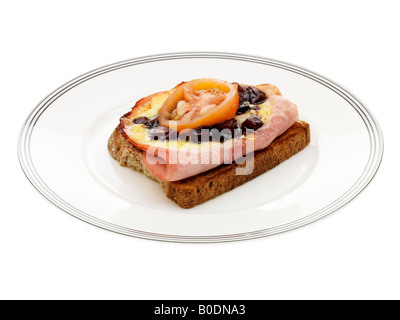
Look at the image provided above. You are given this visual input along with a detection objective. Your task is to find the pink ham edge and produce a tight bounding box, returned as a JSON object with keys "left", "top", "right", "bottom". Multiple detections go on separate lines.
{"left": 141, "top": 88, "right": 299, "bottom": 181}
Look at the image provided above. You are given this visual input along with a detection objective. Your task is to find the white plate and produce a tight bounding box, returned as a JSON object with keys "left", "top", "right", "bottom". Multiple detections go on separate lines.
{"left": 18, "top": 52, "right": 384, "bottom": 242}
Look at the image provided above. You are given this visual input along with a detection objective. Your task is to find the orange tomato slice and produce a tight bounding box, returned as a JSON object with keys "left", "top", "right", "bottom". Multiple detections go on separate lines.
{"left": 158, "top": 79, "right": 239, "bottom": 132}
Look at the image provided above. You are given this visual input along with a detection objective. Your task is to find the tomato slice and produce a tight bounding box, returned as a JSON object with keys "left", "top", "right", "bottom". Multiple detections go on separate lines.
{"left": 158, "top": 79, "right": 239, "bottom": 132}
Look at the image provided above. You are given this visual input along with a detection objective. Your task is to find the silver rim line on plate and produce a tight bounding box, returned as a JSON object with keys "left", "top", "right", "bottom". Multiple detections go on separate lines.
{"left": 17, "top": 52, "right": 384, "bottom": 243}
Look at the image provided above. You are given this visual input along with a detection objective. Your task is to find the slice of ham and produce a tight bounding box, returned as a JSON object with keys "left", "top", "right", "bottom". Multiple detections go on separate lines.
{"left": 140, "top": 85, "right": 299, "bottom": 181}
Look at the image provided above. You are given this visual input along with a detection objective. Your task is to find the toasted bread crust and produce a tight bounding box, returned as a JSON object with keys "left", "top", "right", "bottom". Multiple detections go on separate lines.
{"left": 108, "top": 121, "right": 310, "bottom": 208}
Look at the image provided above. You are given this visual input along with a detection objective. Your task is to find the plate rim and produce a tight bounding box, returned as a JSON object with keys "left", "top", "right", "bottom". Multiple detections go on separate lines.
{"left": 17, "top": 51, "right": 384, "bottom": 243}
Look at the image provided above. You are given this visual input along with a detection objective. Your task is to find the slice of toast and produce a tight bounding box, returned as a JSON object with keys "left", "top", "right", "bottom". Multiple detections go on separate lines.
{"left": 108, "top": 121, "right": 310, "bottom": 209}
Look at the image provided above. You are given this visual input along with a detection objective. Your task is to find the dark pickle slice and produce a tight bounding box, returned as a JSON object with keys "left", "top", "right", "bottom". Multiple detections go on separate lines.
{"left": 178, "top": 128, "right": 204, "bottom": 143}
{"left": 242, "top": 115, "right": 264, "bottom": 131}
{"left": 133, "top": 116, "right": 149, "bottom": 126}
{"left": 133, "top": 116, "right": 162, "bottom": 129}
{"left": 147, "top": 117, "right": 160, "bottom": 129}
{"left": 234, "top": 83, "right": 268, "bottom": 115}
{"left": 132, "top": 116, "right": 157, "bottom": 127}
{"left": 209, "top": 128, "right": 232, "bottom": 143}
{"left": 209, "top": 118, "right": 243, "bottom": 143}
{"left": 211, "top": 118, "right": 239, "bottom": 134}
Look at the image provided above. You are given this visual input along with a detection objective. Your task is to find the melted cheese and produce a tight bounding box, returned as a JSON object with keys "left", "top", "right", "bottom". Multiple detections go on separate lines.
{"left": 127, "top": 89, "right": 273, "bottom": 151}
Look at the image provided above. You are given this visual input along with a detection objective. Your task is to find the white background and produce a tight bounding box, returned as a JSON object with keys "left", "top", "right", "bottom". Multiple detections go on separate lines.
{"left": 1, "top": 0, "right": 399, "bottom": 300}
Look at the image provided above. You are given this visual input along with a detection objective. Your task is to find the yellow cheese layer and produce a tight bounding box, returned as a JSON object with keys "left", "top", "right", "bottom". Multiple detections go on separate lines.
{"left": 127, "top": 91, "right": 273, "bottom": 150}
